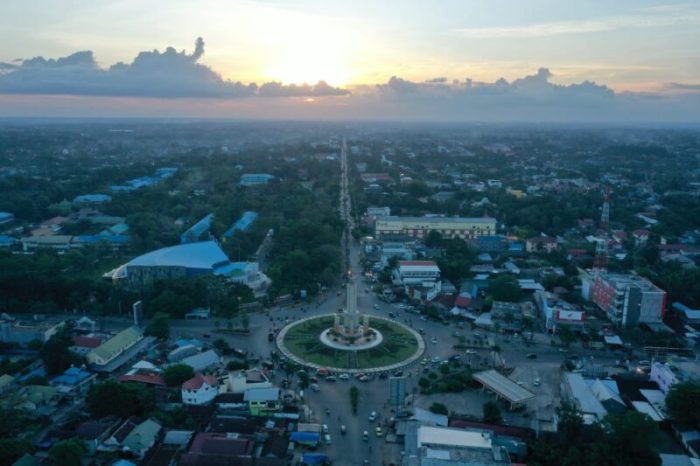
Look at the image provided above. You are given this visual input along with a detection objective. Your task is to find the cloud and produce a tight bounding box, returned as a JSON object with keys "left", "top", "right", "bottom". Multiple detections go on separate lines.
{"left": 665, "top": 82, "right": 700, "bottom": 92}
{"left": 0, "top": 38, "right": 348, "bottom": 98}
{"left": 451, "top": 6, "right": 700, "bottom": 39}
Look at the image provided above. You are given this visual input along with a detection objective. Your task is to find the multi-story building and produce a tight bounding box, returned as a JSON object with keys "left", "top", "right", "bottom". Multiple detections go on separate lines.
{"left": 534, "top": 290, "right": 586, "bottom": 332}
{"left": 182, "top": 373, "right": 219, "bottom": 405}
{"left": 393, "top": 260, "right": 442, "bottom": 303}
{"left": 374, "top": 216, "right": 496, "bottom": 241}
{"left": 650, "top": 362, "right": 686, "bottom": 395}
{"left": 590, "top": 273, "right": 666, "bottom": 327}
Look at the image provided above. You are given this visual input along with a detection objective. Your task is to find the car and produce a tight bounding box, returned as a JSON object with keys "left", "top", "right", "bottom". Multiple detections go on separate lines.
{"left": 324, "top": 434, "right": 332, "bottom": 445}
{"left": 325, "top": 376, "right": 337, "bottom": 382}
{"left": 338, "top": 373, "right": 350, "bottom": 380}
{"left": 420, "top": 357, "right": 429, "bottom": 365}
{"left": 310, "top": 377, "right": 319, "bottom": 384}
{"left": 393, "top": 370, "right": 404, "bottom": 377}
{"left": 388, "top": 312, "right": 396, "bottom": 318}
{"left": 420, "top": 316, "right": 427, "bottom": 321}
{"left": 449, "top": 355, "right": 462, "bottom": 361}
{"left": 465, "top": 350, "right": 477, "bottom": 355}
{"left": 378, "top": 372, "right": 388, "bottom": 379}
{"left": 340, "top": 425, "right": 346, "bottom": 435}
{"left": 363, "top": 431, "right": 369, "bottom": 441}
{"left": 359, "top": 375, "right": 371, "bottom": 382}
{"left": 202, "top": 333, "right": 211, "bottom": 338}
{"left": 418, "top": 328, "right": 425, "bottom": 335}
{"left": 355, "top": 372, "right": 365, "bottom": 380}
{"left": 526, "top": 353, "right": 537, "bottom": 359}
{"left": 322, "top": 424, "right": 329, "bottom": 434}
{"left": 533, "top": 378, "right": 541, "bottom": 387}
{"left": 431, "top": 356, "right": 441, "bottom": 363}
{"left": 431, "top": 338, "right": 437, "bottom": 344}
{"left": 311, "top": 384, "right": 320, "bottom": 392}
{"left": 368, "top": 411, "right": 377, "bottom": 422}
{"left": 375, "top": 426, "right": 383, "bottom": 437}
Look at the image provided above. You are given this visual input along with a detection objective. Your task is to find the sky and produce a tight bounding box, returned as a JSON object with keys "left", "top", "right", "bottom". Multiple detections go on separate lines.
{"left": 0, "top": 0, "right": 699, "bottom": 122}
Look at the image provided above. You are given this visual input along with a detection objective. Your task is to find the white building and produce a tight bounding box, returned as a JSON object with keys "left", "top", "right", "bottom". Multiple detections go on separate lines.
{"left": 181, "top": 373, "right": 219, "bottom": 405}
{"left": 650, "top": 362, "right": 685, "bottom": 395}
{"left": 534, "top": 290, "right": 586, "bottom": 332}
{"left": 375, "top": 216, "right": 496, "bottom": 241}
{"left": 226, "top": 369, "right": 272, "bottom": 394}
{"left": 393, "top": 260, "right": 442, "bottom": 303}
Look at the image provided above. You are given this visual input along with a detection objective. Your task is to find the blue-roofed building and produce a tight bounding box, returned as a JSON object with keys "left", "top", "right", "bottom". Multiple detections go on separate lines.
{"left": 181, "top": 213, "right": 214, "bottom": 244}
{"left": 0, "top": 212, "right": 14, "bottom": 224}
{"left": 108, "top": 222, "right": 130, "bottom": 235}
{"left": 0, "top": 235, "right": 17, "bottom": 247}
{"left": 50, "top": 367, "right": 97, "bottom": 394}
{"left": 290, "top": 432, "right": 320, "bottom": 446}
{"left": 73, "top": 235, "right": 130, "bottom": 248}
{"left": 240, "top": 173, "right": 274, "bottom": 186}
{"left": 223, "top": 211, "right": 258, "bottom": 238}
{"left": 111, "top": 168, "right": 178, "bottom": 192}
{"left": 110, "top": 240, "right": 238, "bottom": 287}
{"left": 73, "top": 194, "right": 112, "bottom": 204}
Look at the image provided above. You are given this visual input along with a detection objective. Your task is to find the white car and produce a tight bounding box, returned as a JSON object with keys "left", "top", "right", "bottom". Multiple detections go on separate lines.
{"left": 311, "top": 383, "right": 320, "bottom": 392}
{"left": 368, "top": 411, "right": 377, "bottom": 422}
{"left": 324, "top": 434, "right": 332, "bottom": 445}
{"left": 374, "top": 304, "right": 380, "bottom": 310}
{"left": 431, "top": 356, "right": 441, "bottom": 363}
{"left": 465, "top": 350, "right": 477, "bottom": 355}
{"left": 338, "top": 373, "right": 350, "bottom": 380}
{"left": 322, "top": 424, "right": 329, "bottom": 434}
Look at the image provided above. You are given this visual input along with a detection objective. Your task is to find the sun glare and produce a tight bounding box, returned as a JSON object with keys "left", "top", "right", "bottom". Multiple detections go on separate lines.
{"left": 261, "top": 13, "right": 356, "bottom": 87}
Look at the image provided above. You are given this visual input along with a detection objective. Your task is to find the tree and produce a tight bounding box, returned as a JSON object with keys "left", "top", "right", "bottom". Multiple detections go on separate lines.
{"left": 489, "top": 275, "right": 522, "bottom": 302}
{"left": 482, "top": 401, "right": 502, "bottom": 424}
{"left": 39, "top": 324, "right": 80, "bottom": 375}
{"left": 212, "top": 338, "right": 231, "bottom": 354}
{"left": 429, "top": 402, "right": 448, "bottom": 415}
{"left": 349, "top": 386, "right": 359, "bottom": 415}
{"left": 557, "top": 326, "right": 577, "bottom": 348}
{"left": 86, "top": 380, "right": 155, "bottom": 418}
{"left": 48, "top": 438, "right": 85, "bottom": 466}
{"left": 666, "top": 381, "right": 700, "bottom": 427}
{"left": 297, "top": 371, "right": 310, "bottom": 390}
{"left": 163, "top": 364, "right": 195, "bottom": 386}
{"left": 0, "top": 438, "right": 33, "bottom": 465}
{"left": 145, "top": 312, "right": 170, "bottom": 341}
{"left": 241, "top": 312, "right": 250, "bottom": 330}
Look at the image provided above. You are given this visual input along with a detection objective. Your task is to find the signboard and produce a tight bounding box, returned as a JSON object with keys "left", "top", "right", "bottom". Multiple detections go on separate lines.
{"left": 389, "top": 376, "right": 406, "bottom": 406}
{"left": 132, "top": 301, "right": 143, "bottom": 327}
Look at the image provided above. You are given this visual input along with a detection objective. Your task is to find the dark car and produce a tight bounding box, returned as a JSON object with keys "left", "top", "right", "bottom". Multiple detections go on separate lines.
{"left": 526, "top": 353, "right": 537, "bottom": 359}
{"left": 392, "top": 370, "right": 404, "bottom": 377}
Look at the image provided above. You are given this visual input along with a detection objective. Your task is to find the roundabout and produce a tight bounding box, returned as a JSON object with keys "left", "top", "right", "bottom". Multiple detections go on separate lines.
{"left": 277, "top": 314, "right": 424, "bottom": 372}
{"left": 276, "top": 279, "right": 425, "bottom": 373}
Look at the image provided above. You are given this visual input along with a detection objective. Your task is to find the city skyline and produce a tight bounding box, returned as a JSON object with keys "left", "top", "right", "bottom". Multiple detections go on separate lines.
{"left": 0, "top": 0, "right": 699, "bottom": 121}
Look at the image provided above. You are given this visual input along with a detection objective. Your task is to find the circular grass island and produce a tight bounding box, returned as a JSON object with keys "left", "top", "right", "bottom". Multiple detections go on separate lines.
{"left": 276, "top": 314, "right": 424, "bottom": 373}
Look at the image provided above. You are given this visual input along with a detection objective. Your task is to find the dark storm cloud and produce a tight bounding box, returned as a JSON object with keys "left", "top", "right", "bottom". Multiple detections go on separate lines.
{"left": 0, "top": 38, "right": 348, "bottom": 98}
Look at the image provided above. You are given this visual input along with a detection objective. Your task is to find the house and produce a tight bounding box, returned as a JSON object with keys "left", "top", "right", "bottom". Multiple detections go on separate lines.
{"left": 526, "top": 236, "right": 559, "bottom": 253}
{"left": 50, "top": 367, "right": 97, "bottom": 395}
{"left": 71, "top": 335, "right": 102, "bottom": 354}
{"left": 226, "top": 368, "right": 272, "bottom": 394}
{"left": 168, "top": 344, "right": 199, "bottom": 363}
{"left": 651, "top": 362, "right": 686, "bottom": 395}
{"left": 87, "top": 326, "right": 144, "bottom": 367}
{"left": 179, "top": 432, "right": 255, "bottom": 465}
{"left": 72, "top": 194, "right": 112, "bottom": 204}
{"left": 181, "top": 373, "right": 219, "bottom": 405}
{"left": 103, "top": 416, "right": 140, "bottom": 449}
{"left": 179, "top": 349, "right": 221, "bottom": 372}
{"left": 122, "top": 418, "right": 162, "bottom": 458}
{"left": 75, "top": 416, "right": 121, "bottom": 453}
{"left": 240, "top": 173, "right": 274, "bottom": 185}
{"left": 244, "top": 387, "right": 281, "bottom": 416}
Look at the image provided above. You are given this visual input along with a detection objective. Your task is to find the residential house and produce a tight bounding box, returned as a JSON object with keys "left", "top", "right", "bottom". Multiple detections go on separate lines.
{"left": 244, "top": 387, "right": 281, "bottom": 416}
{"left": 179, "top": 349, "right": 221, "bottom": 373}
{"left": 181, "top": 373, "right": 219, "bottom": 405}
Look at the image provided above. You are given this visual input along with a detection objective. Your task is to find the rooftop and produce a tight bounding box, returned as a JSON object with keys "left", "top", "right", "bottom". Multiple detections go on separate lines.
{"left": 182, "top": 373, "right": 218, "bottom": 390}
{"left": 473, "top": 370, "right": 535, "bottom": 405}
{"left": 243, "top": 387, "right": 280, "bottom": 402}
{"left": 127, "top": 241, "right": 230, "bottom": 271}
{"left": 90, "top": 326, "right": 143, "bottom": 362}
{"left": 377, "top": 216, "right": 496, "bottom": 224}
{"left": 418, "top": 426, "right": 492, "bottom": 449}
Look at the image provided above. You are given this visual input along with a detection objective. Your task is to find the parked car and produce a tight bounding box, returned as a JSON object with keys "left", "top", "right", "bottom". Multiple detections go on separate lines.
{"left": 325, "top": 376, "right": 337, "bottom": 382}
{"left": 338, "top": 373, "right": 350, "bottom": 380}
{"left": 368, "top": 411, "right": 377, "bottom": 422}
{"left": 311, "top": 383, "right": 321, "bottom": 392}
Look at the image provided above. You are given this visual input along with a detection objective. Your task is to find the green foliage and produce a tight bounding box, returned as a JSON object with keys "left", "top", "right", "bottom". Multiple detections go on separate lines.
{"left": 350, "top": 386, "right": 359, "bottom": 415}
{"left": 489, "top": 274, "right": 522, "bottom": 302}
{"left": 145, "top": 312, "right": 170, "bottom": 340}
{"left": 418, "top": 377, "right": 430, "bottom": 390}
{"left": 0, "top": 438, "right": 34, "bottom": 465}
{"left": 39, "top": 324, "right": 81, "bottom": 376}
{"left": 48, "top": 438, "right": 85, "bottom": 466}
{"left": 226, "top": 360, "right": 248, "bottom": 371}
{"left": 557, "top": 326, "right": 577, "bottom": 348}
{"left": 666, "top": 381, "right": 700, "bottom": 427}
{"left": 482, "top": 401, "right": 502, "bottom": 424}
{"left": 163, "top": 364, "right": 195, "bottom": 386}
{"left": 212, "top": 338, "right": 231, "bottom": 354}
{"left": 429, "top": 402, "right": 448, "bottom": 415}
{"left": 86, "top": 380, "right": 155, "bottom": 418}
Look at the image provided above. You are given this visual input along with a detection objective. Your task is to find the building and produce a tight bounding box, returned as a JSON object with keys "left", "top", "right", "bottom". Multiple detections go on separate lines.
{"left": 393, "top": 260, "right": 442, "bottom": 303}
{"left": 86, "top": 326, "right": 144, "bottom": 367}
{"left": 366, "top": 206, "right": 391, "bottom": 218}
{"left": 525, "top": 236, "right": 559, "bottom": 253}
{"left": 0, "top": 319, "right": 63, "bottom": 345}
{"left": 182, "top": 373, "right": 219, "bottom": 405}
{"left": 375, "top": 216, "right": 496, "bottom": 241}
{"left": 179, "top": 349, "right": 222, "bottom": 372}
{"left": 179, "top": 432, "right": 255, "bottom": 465}
{"left": 651, "top": 362, "right": 686, "bottom": 395}
{"left": 404, "top": 424, "right": 511, "bottom": 465}
{"left": 107, "top": 240, "right": 242, "bottom": 287}
{"left": 561, "top": 372, "right": 608, "bottom": 424}
{"left": 180, "top": 213, "right": 214, "bottom": 244}
{"left": 534, "top": 291, "right": 586, "bottom": 332}
{"left": 72, "top": 194, "right": 112, "bottom": 204}
{"left": 240, "top": 173, "right": 274, "bottom": 186}
{"left": 590, "top": 273, "right": 666, "bottom": 327}
{"left": 50, "top": 367, "right": 97, "bottom": 395}
{"left": 491, "top": 301, "right": 523, "bottom": 332}
{"left": 223, "top": 211, "right": 258, "bottom": 238}
{"left": 226, "top": 369, "right": 272, "bottom": 394}
{"left": 0, "top": 212, "right": 14, "bottom": 224}
{"left": 122, "top": 418, "right": 162, "bottom": 458}
{"left": 70, "top": 335, "right": 102, "bottom": 354}
{"left": 244, "top": 387, "right": 280, "bottom": 416}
